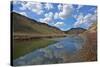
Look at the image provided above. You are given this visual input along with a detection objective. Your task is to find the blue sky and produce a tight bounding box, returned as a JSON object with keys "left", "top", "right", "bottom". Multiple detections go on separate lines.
{"left": 11, "top": 1, "right": 97, "bottom": 31}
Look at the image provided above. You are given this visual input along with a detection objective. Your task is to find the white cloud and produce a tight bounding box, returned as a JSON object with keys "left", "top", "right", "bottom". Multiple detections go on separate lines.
{"left": 18, "top": 1, "right": 44, "bottom": 15}
{"left": 49, "top": 12, "right": 53, "bottom": 18}
{"left": 74, "top": 12, "right": 97, "bottom": 28}
{"left": 54, "top": 4, "right": 73, "bottom": 20}
{"left": 94, "top": 10, "right": 97, "bottom": 14}
{"left": 45, "top": 3, "right": 53, "bottom": 10}
{"left": 39, "top": 18, "right": 44, "bottom": 22}
{"left": 76, "top": 5, "right": 83, "bottom": 13}
{"left": 19, "top": 12, "right": 27, "bottom": 17}
{"left": 91, "top": 14, "right": 97, "bottom": 22}
{"left": 13, "top": 9, "right": 28, "bottom": 17}
{"left": 12, "top": 0, "right": 22, "bottom": 4}
{"left": 39, "top": 17, "right": 52, "bottom": 23}
{"left": 73, "top": 14, "right": 78, "bottom": 19}
{"left": 58, "top": 4, "right": 63, "bottom": 10}
{"left": 27, "top": 2, "right": 43, "bottom": 15}
{"left": 75, "top": 13, "right": 84, "bottom": 24}
{"left": 91, "top": 10, "right": 97, "bottom": 21}
{"left": 77, "top": 5, "right": 83, "bottom": 9}
{"left": 59, "top": 4, "right": 73, "bottom": 19}
{"left": 44, "top": 12, "right": 53, "bottom": 18}
{"left": 54, "top": 22, "right": 64, "bottom": 27}
{"left": 13, "top": 10, "right": 28, "bottom": 17}
{"left": 13, "top": 1, "right": 27, "bottom": 10}
{"left": 39, "top": 12, "right": 53, "bottom": 23}
{"left": 19, "top": 5, "right": 26, "bottom": 10}
{"left": 54, "top": 12, "right": 59, "bottom": 19}
{"left": 84, "top": 14, "right": 93, "bottom": 22}
{"left": 74, "top": 14, "right": 86, "bottom": 27}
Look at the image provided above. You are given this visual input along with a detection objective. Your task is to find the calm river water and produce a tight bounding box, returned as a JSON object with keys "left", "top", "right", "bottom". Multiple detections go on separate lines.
{"left": 13, "top": 35, "right": 86, "bottom": 66}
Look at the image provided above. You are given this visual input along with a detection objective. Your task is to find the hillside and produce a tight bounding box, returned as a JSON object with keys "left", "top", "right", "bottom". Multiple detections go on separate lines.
{"left": 12, "top": 12, "right": 66, "bottom": 59}
{"left": 64, "top": 28, "right": 86, "bottom": 34}
{"left": 72, "top": 22, "right": 97, "bottom": 61}
{"left": 88, "top": 22, "right": 97, "bottom": 32}
{"left": 62, "top": 22, "right": 97, "bottom": 62}
{"left": 12, "top": 12, "right": 65, "bottom": 35}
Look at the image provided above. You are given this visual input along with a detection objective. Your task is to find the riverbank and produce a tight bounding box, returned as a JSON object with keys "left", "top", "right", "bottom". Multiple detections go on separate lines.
{"left": 63, "top": 31, "right": 97, "bottom": 62}
{"left": 13, "top": 38, "right": 57, "bottom": 59}
{"left": 75, "top": 31, "right": 97, "bottom": 61}
{"left": 12, "top": 30, "right": 97, "bottom": 66}
{"left": 13, "top": 35, "right": 86, "bottom": 66}
{"left": 13, "top": 33, "right": 67, "bottom": 40}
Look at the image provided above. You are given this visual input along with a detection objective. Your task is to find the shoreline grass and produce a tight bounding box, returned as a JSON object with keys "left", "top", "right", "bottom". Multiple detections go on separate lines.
{"left": 13, "top": 38, "right": 56, "bottom": 60}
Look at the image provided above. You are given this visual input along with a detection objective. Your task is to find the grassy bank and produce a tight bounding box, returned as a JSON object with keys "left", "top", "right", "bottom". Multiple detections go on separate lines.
{"left": 13, "top": 38, "right": 56, "bottom": 60}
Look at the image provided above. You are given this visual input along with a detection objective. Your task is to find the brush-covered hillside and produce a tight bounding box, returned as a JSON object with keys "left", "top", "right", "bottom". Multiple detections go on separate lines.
{"left": 73, "top": 22, "right": 97, "bottom": 61}
{"left": 64, "top": 28, "right": 86, "bottom": 34}
{"left": 12, "top": 12, "right": 65, "bottom": 35}
{"left": 63, "top": 22, "right": 97, "bottom": 62}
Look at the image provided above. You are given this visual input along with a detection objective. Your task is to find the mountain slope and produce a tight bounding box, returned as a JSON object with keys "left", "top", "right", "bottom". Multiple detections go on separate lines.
{"left": 73, "top": 22, "right": 97, "bottom": 61}
{"left": 12, "top": 12, "right": 65, "bottom": 35}
{"left": 64, "top": 28, "right": 86, "bottom": 34}
{"left": 88, "top": 22, "right": 97, "bottom": 32}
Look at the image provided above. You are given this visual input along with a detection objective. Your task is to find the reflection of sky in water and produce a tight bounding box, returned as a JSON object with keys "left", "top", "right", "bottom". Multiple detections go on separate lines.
{"left": 13, "top": 35, "right": 86, "bottom": 66}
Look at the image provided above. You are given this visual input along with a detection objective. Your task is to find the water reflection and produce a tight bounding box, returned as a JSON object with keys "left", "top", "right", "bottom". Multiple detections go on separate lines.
{"left": 13, "top": 35, "right": 86, "bottom": 66}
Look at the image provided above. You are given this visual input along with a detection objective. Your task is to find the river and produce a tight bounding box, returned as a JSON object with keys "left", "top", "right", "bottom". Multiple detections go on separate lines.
{"left": 13, "top": 35, "right": 86, "bottom": 66}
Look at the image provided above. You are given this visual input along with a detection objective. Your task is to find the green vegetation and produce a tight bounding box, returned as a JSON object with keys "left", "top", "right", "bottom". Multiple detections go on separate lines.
{"left": 12, "top": 12, "right": 64, "bottom": 35}
{"left": 13, "top": 39, "right": 56, "bottom": 60}
{"left": 12, "top": 12, "right": 65, "bottom": 60}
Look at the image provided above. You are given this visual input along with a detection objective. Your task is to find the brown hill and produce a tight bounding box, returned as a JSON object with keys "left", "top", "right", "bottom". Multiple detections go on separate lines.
{"left": 12, "top": 12, "right": 65, "bottom": 35}
{"left": 64, "top": 28, "right": 86, "bottom": 34}
{"left": 73, "top": 22, "right": 97, "bottom": 61}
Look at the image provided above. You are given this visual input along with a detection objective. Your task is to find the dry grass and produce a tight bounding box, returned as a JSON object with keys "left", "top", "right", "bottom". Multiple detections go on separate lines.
{"left": 72, "top": 31, "right": 97, "bottom": 62}
{"left": 63, "top": 30, "right": 97, "bottom": 62}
